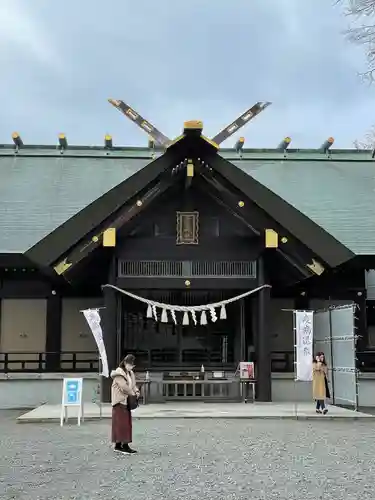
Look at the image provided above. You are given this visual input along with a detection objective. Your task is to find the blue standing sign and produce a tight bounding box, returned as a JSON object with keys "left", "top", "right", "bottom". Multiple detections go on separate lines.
{"left": 61, "top": 377, "right": 84, "bottom": 426}
{"left": 66, "top": 380, "right": 80, "bottom": 404}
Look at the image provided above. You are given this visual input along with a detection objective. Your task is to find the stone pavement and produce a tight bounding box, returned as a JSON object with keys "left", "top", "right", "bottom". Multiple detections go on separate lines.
{"left": 1, "top": 410, "right": 375, "bottom": 500}
{"left": 17, "top": 401, "right": 374, "bottom": 423}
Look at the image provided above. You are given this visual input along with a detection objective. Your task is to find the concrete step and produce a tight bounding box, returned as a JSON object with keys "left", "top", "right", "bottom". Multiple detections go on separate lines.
{"left": 17, "top": 402, "right": 375, "bottom": 423}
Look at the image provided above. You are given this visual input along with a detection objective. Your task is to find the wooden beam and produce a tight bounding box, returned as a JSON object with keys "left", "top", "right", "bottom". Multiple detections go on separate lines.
{"left": 257, "top": 255, "right": 272, "bottom": 401}
{"left": 26, "top": 138, "right": 188, "bottom": 268}
{"left": 197, "top": 174, "right": 316, "bottom": 279}
{"left": 201, "top": 144, "right": 355, "bottom": 268}
{"left": 52, "top": 175, "right": 179, "bottom": 277}
{"left": 0, "top": 279, "right": 51, "bottom": 298}
{"left": 45, "top": 293, "right": 62, "bottom": 370}
{"left": 294, "top": 294, "right": 310, "bottom": 310}
{"left": 101, "top": 257, "right": 118, "bottom": 403}
{"left": 356, "top": 291, "right": 368, "bottom": 351}
{"left": 0, "top": 253, "right": 35, "bottom": 268}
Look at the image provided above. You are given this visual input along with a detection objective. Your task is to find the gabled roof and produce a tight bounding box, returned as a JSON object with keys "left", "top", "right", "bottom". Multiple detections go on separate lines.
{"left": 203, "top": 151, "right": 354, "bottom": 268}
{"left": 15, "top": 134, "right": 353, "bottom": 278}
{"left": 0, "top": 142, "right": 373, "bottom": 256}
{"left": 0, "top": 153, "right": 155, "bottom": 253}
{"left": 25, "top": 140, "right": 188, "bottom": 268}
{"left": 232, "top": 156, "right": 375, "bottom": 255}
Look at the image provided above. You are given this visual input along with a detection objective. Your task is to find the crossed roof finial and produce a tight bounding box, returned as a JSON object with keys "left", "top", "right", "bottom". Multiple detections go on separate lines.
{"left": 108, "top": 99, "right": 271, "bottom": 148}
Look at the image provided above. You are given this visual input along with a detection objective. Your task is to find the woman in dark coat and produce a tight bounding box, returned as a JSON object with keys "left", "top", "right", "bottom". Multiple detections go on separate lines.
{"left": 111, "top": 354, "right": 139, "bottom": 454}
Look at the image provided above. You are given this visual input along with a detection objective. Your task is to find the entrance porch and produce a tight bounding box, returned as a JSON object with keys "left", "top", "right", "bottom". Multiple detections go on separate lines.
{"left": 102, "top": 268, "right": 273, "bottom": 403}
{"left": 17, "top": 401, "right": 374, "bottom": 423}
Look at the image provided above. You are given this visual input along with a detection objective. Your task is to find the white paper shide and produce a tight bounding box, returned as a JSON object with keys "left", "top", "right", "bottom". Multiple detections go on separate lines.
{"left": 295, "top": 311, "right": 314, "bottom": 381}
{"left": 82, "top": 309, "right": 109, "bottom": 378}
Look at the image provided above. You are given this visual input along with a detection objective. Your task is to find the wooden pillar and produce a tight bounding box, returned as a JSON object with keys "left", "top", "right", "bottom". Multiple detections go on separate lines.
{"left": 257, "top": 256, "right": 272, "bottom": 401}
{"left": 0, "top": 297, "right": 2, "bottom": 350}
{"left": 45, "top": 292, "right": 62, "bottom": 371}
{"left": 101, "top": 257, "right": 118, "bottom": 403}
{"left": 355, "top": 290, "right": 367, "bottom": 352}
{"left": 239, "top": 298, "right": 246, "bottom": 361}
{"left": 294, "top": 293, "right": 309, "bottom": 311}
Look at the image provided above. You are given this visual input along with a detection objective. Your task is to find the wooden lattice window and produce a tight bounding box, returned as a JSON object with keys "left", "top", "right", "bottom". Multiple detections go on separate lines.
{"left": 176, "top": 211, "right": 199, "bottom": 245}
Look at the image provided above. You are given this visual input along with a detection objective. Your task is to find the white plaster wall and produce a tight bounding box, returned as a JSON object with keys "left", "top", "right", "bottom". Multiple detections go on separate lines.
{"left": 1, "top": 373, "right": 375, "bottom": 409}
{"left": 365, "top": 270, "right": 375, "bottom": 300}
{"left": 271, "top": 374, "right": 311, "bottom": 402}
{"left": 61, "top": 298, "right": 104, "bottom": 369}
{"left": 0, "top": 374, "right": 99, "bottom": 409}
{"left": 0, "top": 299, "right": 47, "bottom": 370}
{"left": 358, "top": 376, "right": 375, "bottom": 407}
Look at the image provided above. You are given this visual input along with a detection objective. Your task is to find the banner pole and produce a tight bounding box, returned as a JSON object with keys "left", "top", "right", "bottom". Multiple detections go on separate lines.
{"left": 81, "top": 308, "right": 109, "bottom": 419}
{"left": 98, "top": 355, "right": 103, "bottom": 419}
{"left": 294, "top": 310, "right": 314, "bottom": 418}
{"left": 293, "top": 310, "right": 298, "bottom": 419}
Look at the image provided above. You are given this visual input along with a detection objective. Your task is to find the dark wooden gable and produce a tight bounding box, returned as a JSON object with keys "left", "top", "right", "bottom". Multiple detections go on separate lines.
{"left": 116, "top": 180, "right": 260, "bottom": 261}
{"left": 25, "top": 136, "right": 190, "bottom": 272}
{"left": 201, "top": 146, "right": 355, "bottom": 268}
{"left": 23, "top": 131, "right": 355, "bottom": 284}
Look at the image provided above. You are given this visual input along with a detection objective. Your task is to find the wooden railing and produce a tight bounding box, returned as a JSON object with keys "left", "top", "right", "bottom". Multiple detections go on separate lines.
{"left": 0, "top": 351, "right": 98, "bottom": 373}
{"left": 118, "top": 259, "right": 257, "bottom": 278}
{"left": 126, "top": 349, "right": 235, "bottom": 367}
{"left": 271, "top": 351, "right": 294, "bottom": 373}
{"left": 0, "top": 350, "right": 296, "bottom": 373}
{"left": 161, "top": 379, "right": 241, "bottom": 401}
{"left": 356, "top": 351, "right": 375, "bottom": 372}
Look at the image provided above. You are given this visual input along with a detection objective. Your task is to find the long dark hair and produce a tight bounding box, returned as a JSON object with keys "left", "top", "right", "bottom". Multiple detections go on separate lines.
{"left": 119, "top": 354, "right": 135, "bottom": 371}
{"left": 313, "top": 351, "right": 327, "bottom": 365}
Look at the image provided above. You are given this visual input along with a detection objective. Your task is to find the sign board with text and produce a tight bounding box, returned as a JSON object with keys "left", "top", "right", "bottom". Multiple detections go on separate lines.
{"left": 60, "top": 377, "right": 84, "bottom": 426}
{"left": 294, "top": 310, "right": 314, "bottom": 382}
{"left": 236, "top": 362, "right": 255, "bottom": 380}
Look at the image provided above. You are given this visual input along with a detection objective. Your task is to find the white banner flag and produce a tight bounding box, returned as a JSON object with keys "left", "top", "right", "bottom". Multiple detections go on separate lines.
{"left": 82, "top": 309, "right": 109, "bottom": 378}
{"left": 295, "top": 310, "right": 314, "bottom": 382}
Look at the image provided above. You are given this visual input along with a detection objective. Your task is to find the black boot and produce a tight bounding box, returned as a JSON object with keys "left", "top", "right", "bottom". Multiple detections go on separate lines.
{"left": 114, "top": 443, "right": 126, "bottom": 453}
{"left": 122, "top": 443, "right": 137, "bottom": 454}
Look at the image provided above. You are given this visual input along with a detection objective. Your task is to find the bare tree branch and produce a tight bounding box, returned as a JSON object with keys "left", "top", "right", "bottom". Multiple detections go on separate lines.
{"left": 337, "top": 2, "right": 375, "bottom": 145}
{"left": 353, "top": 125, "right": 375, "bottom": 148}
{"left": 345, "top": 0, "right": 375, "bottom": 16}
{"left": 337, "top": 0, "right": 375, "bottom": 81}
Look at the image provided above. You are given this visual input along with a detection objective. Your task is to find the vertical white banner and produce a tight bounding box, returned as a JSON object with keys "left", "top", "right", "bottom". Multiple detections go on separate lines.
{"left": 295, "top": 310, "right": 314, "bottom": 381}
{"left": 82, "top": 309, "right": 109, "bottom": 378}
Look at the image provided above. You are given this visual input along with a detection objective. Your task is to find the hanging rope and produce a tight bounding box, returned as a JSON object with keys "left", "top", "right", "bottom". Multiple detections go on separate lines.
{"left": 102, "top": 284, "right": 271, "bottom": 325}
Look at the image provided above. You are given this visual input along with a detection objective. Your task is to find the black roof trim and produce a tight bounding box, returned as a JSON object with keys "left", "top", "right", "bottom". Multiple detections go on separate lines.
{"left": 201, "top": 142, "right": 355, "bottom": 268}
{"left": 24, "top": 134, "right": 355, "bottom": 272}
{"left": 0, "top": 143, "right": 371, "bottom": 155}
{"left": 25, "top": 137, "right": 189, "bottom": 267}
{"left": 0, "top": 253, "right": 35, "bottom": 268}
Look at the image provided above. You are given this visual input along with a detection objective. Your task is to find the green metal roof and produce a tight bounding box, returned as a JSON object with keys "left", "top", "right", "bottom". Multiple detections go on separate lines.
{"left": 0, "top": 145, "right": 374, "bottom": 254}
{"left": 0, "top": 154, "right": 152, "bottom": 253}
{"left": 232, "top": 159, "right": 375, "bottom": 255}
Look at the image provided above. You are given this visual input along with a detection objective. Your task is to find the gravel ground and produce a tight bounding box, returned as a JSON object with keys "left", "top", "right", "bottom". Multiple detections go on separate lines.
{"left": 1, "top": 411, "right": 375, "bottom": 500}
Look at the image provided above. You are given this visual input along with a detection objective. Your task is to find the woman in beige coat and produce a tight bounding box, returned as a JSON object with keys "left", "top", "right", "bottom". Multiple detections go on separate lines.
{"left": 111, "top": 354, "right": 140, "bottom": 454}
{"left": 312, "top": 352, "right": 330, "bottom": 415}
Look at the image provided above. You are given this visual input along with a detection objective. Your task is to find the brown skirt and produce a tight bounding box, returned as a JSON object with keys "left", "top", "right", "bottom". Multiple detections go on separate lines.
{"left": 111, "top": 404, "right": 132, "bottom": 444}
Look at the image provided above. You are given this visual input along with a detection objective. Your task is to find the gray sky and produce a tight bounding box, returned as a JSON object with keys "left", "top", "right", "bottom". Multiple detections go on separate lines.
{"left": 0, "top": 0, "right": 372, "bottom": 148}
